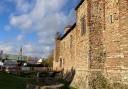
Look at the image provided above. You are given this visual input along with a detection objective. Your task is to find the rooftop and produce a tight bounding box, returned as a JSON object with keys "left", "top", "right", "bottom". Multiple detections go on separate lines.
{"left": 61, "top": 23, "right": 76, "bottom": 40}
{"left": 75, "top": 0, "right": 84, "bottom": 10}
{"left": 59, "top": 0, "right": 84, "bottom": 40}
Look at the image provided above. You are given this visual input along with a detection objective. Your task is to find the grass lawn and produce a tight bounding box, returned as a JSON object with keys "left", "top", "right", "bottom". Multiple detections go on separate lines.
{"left": 0, "top": 72, "right": 26, "bottom": 89}
{"left": 0, "top": 72, "right": 76, "bottom": 89}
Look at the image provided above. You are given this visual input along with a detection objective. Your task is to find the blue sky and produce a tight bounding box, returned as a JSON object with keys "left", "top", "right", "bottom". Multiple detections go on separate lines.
{"left": 0, "top": 0, "right": 80, "bottom": 57}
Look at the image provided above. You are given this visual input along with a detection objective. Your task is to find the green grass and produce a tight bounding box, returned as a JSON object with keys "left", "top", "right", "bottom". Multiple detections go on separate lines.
{"left": 0, "top": 72, "right": 26, "bottom": 89}
{"left": 0, "top": 72, "right": 48, "bottom": 89}
{"left": 0, "top": 72, "right": 77, "bottom": 89}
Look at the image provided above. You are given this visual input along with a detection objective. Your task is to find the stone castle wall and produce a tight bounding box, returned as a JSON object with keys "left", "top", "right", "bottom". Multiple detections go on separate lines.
{"left": 60, "top": 27, "right": 76, "bottom": 71}
{"left": 71, "top": 1, "right": 89, "bottom": 89}
{"left": 103, "top": 0, "right": 128, "bottom": 84}
{"left": 53, "top": 39, "right": 61, "bottom": 71}
{"left": 53, "top": 0, "right": 128, "bottom": 89}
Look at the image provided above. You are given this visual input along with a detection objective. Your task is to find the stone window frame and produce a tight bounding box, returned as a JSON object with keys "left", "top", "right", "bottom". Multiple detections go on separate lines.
{"left": 81, "top": 15, "right": 86, "bottom": 36}
{"left": 110, "top": 15, "right": 113, "bottom": 23}
{"left": 60, "top": 58, "right": 62, "bottom": 67}
{"left": 59, "top": 58, "right": 64, "bottom": 68}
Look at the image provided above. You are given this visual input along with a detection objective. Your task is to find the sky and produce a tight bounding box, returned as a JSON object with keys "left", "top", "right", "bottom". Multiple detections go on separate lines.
{"left": 0, "top": 0, "right": 80, "bottom": 58}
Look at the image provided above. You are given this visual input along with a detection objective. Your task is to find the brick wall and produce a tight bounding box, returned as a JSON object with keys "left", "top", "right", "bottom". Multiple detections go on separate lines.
{"left": 103, "top": 0, "right": 128, "bottom": 84}
{"left": 60, "top": 27, "right": 76, "bottom": 71}
{"left": 53, "top": 0, "right": 128, "bottom": 88}
{"left": 71, "top": 1, "right": 89, "bottom": 89}
{"left": 53, "top": 39, "right": 61, "bottom": 71}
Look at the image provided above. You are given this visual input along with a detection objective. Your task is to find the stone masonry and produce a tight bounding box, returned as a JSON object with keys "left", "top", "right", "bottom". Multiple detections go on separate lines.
{"left": 53, "top": 0, "right": 128, "bottom": 89}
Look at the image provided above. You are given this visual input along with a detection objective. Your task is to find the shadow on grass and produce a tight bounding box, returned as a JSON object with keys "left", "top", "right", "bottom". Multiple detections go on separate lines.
{"left": 0, "top": 67, "right": 76, "bottom": 89}
{"left": 58, "top": 68, "right": 76, "bottom": 89}
{"left": 25, "top": 68, "right": 76, "bottom": 89}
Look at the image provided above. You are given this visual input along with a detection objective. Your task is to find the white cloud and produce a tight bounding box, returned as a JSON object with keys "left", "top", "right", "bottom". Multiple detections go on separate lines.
{"left": 0, "top": 45, "right": 13, "bottom": 53}
{"left": 0, "top": 42, "right": 15, "bottom": 54}
{"left": 24, "top": 43, "right": 33, "bottom": 52}
{"left": 12, "top": 0, "right": 35, "bottom": 14}
{"left": 17, "top": 34, "right": 24, "bottom": 41}
{"left": 10, "top": 15, "right": 32, "bottom": 29}
{"left": 8, "top": 0, "right": 76, "bottom": 57}
{"left": 16, "top": 0, "right": 31, "bottom": 13}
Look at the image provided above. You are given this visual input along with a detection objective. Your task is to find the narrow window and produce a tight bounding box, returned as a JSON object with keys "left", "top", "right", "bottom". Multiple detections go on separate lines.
{"left": 110, "top": 15, "right": 113, "bottom": 23}
{"left": 60, "top": 58, "right": 63, "bottom": 67}
{"left": 81, "top": 16, "right": 86, "bottom": 36}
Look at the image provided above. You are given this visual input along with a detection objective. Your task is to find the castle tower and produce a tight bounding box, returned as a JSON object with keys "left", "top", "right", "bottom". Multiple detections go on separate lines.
{"left": 87, "top": 0, "right": 106, "bottom": 88}
{"left": 88, "top": 0, "right": 128, "bottom": 88}
{"left": 53, "top": 33, "right": 61, "bottom": 71}
{"left": 103, "top": 0, "right": 128, "bottom": 85}
{"left": 88, "top": 0, "right": 105, "bottom": 69}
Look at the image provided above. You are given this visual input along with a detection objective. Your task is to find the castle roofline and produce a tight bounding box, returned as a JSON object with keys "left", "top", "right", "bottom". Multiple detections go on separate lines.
{"left": 75, "top": 0, "right": 84, "bottom": 10}
{"left": 65, "top": 25, "right": 72, "bottom": 28}
{"left": 61, "top": 23, "right": 76, "bottom": 40}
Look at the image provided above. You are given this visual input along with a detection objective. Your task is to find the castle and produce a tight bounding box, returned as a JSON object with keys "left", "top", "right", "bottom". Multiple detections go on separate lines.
{"left": 53, "top": 0, "right": 128, "bottom": 89}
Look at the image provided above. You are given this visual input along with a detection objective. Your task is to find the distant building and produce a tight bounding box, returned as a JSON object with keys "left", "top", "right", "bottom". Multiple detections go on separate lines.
{"left": 0, "top": 50, "right": 3, "bottom": 60}
{"left": 0, "top": 50, "right": 3, "bottom": 56}
{"left": 37, "top": 59, "right": 44, "bottom": 64}
{"left": 4, "top": 60, "right": 17, "bottom": 67}
{"left": 27, "top": 56, "right": 38, "bottom": 64}
{"left": 0, "top": 61, "right": 3, "bottom": 66}
{"left": 3, "top": 54, "right": 27, "bottom": 61}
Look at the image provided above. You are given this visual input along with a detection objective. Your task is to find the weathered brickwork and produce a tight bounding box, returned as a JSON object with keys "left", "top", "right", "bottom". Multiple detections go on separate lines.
{"left": 53, "top": 39, "right": 61, "bottom": 71}
{"left": 60, "top": 27, "right": 76, "bottom": 71}
{"left": 53, "top": 0, "right": 128, "bottom": 89}
{"left": 103, "top": 0, "right": 128, "bottom": 84}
